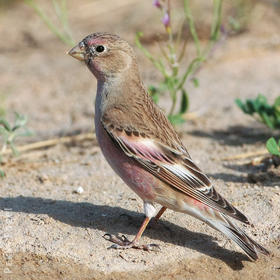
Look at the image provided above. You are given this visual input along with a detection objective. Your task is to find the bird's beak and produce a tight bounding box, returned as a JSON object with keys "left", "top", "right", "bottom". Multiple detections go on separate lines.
{"left": 68, "top": 44, "right": 85, "bottom": 61}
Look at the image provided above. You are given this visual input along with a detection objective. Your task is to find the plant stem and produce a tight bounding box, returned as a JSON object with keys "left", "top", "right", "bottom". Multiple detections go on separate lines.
{"left": 24, "top": 0, "right": 74, "bottom": 46}
{"left": 183, "top": 0, "right": 201, "bottom": 57}
{"left": 168, "top": 87, "right": 177, "bottom": 116}
{"left": 210, "top": 0, "right": 223, "bottom": 41}
{"left": 135, "top": 33, "right": 168, "bottom": 77}
{"left": 137, "top": 0, "right": 224, "bottom": 124}
{"left": 179, "top": 0, "right": 223, "bottom": 90}
{"left": 176, "top": 57, "right": 203, "bottom": 91}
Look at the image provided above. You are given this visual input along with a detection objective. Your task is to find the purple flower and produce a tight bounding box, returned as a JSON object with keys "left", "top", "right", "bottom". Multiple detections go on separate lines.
{"left": 153, "top": 0, "right": 162, "bottom": 9}
{"left": 162, "top": 12, "right": 170, "bottom": 28}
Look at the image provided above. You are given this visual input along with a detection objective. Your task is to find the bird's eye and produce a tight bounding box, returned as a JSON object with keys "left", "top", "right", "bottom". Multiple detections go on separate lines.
{"left": 96, "top": 45, "right": 105, "bottom": 53}
{"left": 79, "top": 41, "right": 85, "bottom": 50}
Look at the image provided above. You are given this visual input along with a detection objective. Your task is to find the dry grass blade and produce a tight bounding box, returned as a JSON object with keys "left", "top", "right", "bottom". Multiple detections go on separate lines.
{"left": 1, "top": 133, "right": 97, "bottom": 156}
{"left": 222, "top": 149, "right": 268, "bottom": 161}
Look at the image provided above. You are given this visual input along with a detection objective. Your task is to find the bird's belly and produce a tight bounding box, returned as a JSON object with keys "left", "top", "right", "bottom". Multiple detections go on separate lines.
{"left": 95, "top": 119, "right": 157, "bottom": 201}
{"left": 94, "top": 119, "right": 216, "bottom": 221}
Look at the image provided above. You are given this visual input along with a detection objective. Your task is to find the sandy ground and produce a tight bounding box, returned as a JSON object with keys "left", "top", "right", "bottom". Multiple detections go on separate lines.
{"left": 0, "top": 1, "right": 280, "bottom": 279}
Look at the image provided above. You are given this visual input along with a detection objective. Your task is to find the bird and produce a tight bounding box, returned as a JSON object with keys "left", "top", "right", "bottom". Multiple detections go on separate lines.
{"left": 68, "top": 32, "right": 269, "bottom": 260}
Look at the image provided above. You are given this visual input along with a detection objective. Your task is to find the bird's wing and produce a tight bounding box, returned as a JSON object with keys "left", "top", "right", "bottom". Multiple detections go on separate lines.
{"left": 102, "top": 122, "right": 249, "bottom": 224}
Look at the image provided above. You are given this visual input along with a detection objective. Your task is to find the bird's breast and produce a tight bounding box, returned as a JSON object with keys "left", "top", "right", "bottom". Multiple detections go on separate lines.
{"left": 94, "top": 110, "right": 157, "bottom": 201}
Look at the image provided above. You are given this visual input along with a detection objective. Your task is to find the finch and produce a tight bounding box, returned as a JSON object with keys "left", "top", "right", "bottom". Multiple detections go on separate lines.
{"left": 68, "top": 32, "right": 269, "bottom": 260}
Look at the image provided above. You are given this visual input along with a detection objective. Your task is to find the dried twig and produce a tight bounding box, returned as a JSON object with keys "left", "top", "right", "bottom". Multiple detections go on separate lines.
{"left": 2, "top": 133, "right": 96, "bottom": 156}
{"left": 222, "top": 149, "right": 268, "bottom": 161}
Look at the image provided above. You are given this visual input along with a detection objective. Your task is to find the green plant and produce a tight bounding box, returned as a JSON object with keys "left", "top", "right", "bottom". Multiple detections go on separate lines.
{"left": 266, "top": 137, "right": 280, "bottom": 157}
{"left": 236, "top": 94, "right": 280, "bottom": 158}
{"left": 227, "top": 0, "right": 253, "bottom": 34}
{"left": 0, "top": 93, "right": 6, "bottom": 118}
{"left": 235, "top": 94, "right": 280, "bottom": 129}
{"left": 0, "top": 112, "right": 33, "bottom": 177}
{"left": 136, "top": 0, "right": 223, "bottom": 125}
{"left": 24, "top": 0, "right": 74, "bottom": 46}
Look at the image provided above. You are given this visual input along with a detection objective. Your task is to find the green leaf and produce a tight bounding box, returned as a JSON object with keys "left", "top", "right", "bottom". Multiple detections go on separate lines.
{"left": 235, "top": 98, "right": 243, "bottom": 109}
{"left": 274, "top": 96, "right": 280, "bottom": 121}
{"left": 192, "top": 77, "right": 199, "bottom": 87}
{"left": 0, "top": 118, "right": 11, "bottom": 131}
{"left": 228, "top": 16, "right": 241, "bottom": 32}
{"left": 0, "top": 169, "right": 5, "bottom": 178}
{"left": 179, "top": 89, "right": 189, "bottom": 114}
{"left": 148, "top": 85, "right": 157, "bottom": 94}
{"left": 148, "top": 85, "right": 160, "bottom": 104}
{"left": 257, "top": 94, "right": 267, "bottom": 104}
{"left": 16, "top": 129, "right": 34, "bottom": 138}
{"left": 151, "top": 92, "right": 160, "bottom": 104}
{"left": 253, "top": 98, "right": 261, "bottom": 112}
{"left": 246, "top": 99, "right": 256, "bottom": 114}
{"left": 13, "top": 112, "right": 28, "bottom": 131}
{"left": 235, "top": 99, "right": 249, "bottom": 114}
{"left": 260, "top": 112, "right": 274, "bottom": 129}
{"left": 274, "top": 96, "right": 280, "bottom": 108}
{"left": 266, "top": 137, "right": 280, "bottom": 156}
{"left": 10, "top": 142, "right": 19, "bottom": 157}
{"left": 168, "top": 114, "right": 185, "bottom": 125}
{"left": 0, "top": 126, "right": 9, "bottom": 138}
{"left": 235, "top": 94, "right": 280, "bottom": 130}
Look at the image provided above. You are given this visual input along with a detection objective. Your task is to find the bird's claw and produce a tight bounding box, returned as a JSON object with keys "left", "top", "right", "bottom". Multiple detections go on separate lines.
{"left": 120, "top": 234, "right": 130, "bottom": 243}
{"left": 142, "top": 243, "right": 161, "bottom": 252}
{"left": 103, "top": 233, "right": 129, "bottom": 245}
{"left": 103, "top": 233, "right": 160, "bottom": 251}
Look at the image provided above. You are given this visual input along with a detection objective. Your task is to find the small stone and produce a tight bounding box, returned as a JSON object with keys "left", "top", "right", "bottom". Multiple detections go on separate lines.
{"left": 73, "top": 186, "right": 84, "bottom": 194}
{"left": 37, "top": 174, "right": 49, "bottom": 183}
{"left": 4, "top": 267, "right": 12, "bottom": 274}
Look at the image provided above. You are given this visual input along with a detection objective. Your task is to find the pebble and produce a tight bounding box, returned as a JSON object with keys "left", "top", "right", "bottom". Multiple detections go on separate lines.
{"left": 37, "top": 174, "right": 49, "bottom": 183}
{"left": 3, "top": 267, "right": 12, "bottom": 274}
{"left": 73, "top": 186, "right": 84, "bottom": 194}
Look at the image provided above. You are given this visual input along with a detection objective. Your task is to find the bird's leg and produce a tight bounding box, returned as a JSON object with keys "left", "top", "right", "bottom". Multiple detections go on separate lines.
{"left": 154, "top": 206, "right": 167, "bottom": 222}
{"left": 103, "top": 216, "right": 159, "bottom": 251}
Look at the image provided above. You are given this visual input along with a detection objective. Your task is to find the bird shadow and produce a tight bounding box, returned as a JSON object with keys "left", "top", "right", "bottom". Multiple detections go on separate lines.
{"left": 0, "top": 196, "right": 249, "bottom": 270}
{"left": 207, "top": 161, "right": 280, "bottom": 186}
{"left": 207, "top": 160, "right": 267, "bottom": 184}
{"left": 190, "top": 125, "right": 275, "bottom": 146}
{"left": 208, "top": 172, "right": 247, "bottom": 183}
{"left": 223, "top": 162, "right": 280, "bottom": 187}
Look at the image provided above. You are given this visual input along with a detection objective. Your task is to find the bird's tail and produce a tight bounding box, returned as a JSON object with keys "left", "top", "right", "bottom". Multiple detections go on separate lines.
{"left": 207, "top": 214, "right": 269, "bottom": 260}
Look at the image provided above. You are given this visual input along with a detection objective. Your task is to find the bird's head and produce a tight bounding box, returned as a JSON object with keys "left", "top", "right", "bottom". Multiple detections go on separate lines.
{"left": 68, "top": 32, "right": 136, "bottom": 81}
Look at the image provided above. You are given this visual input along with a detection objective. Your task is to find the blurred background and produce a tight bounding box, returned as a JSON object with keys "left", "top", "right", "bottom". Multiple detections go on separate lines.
{"left": 0, "top": 1, "right": 280, "bottom": 278}
{"left": 1, "top": 0, "right": 280, "bottom": 140}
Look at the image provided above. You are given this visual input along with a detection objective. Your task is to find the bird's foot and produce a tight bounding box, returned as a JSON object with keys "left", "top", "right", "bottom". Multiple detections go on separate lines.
{"left": 103, "top": 233, "right": 160, "bottom": 251}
